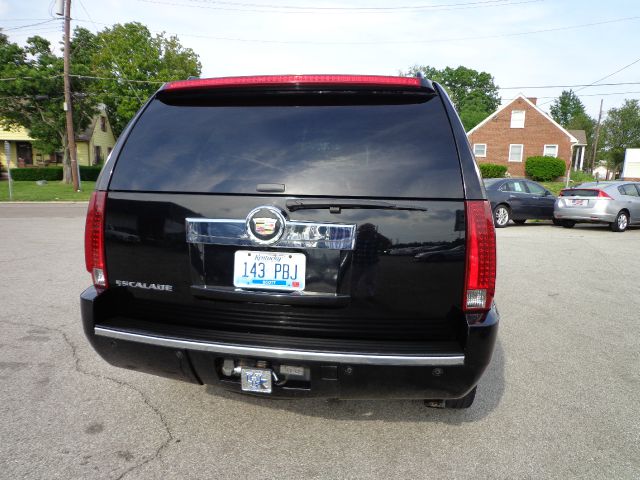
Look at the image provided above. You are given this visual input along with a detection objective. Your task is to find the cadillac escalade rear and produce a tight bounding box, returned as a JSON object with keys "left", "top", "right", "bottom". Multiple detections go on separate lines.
{"left": 80, "top": 75, "right": 498, "bottom": 407}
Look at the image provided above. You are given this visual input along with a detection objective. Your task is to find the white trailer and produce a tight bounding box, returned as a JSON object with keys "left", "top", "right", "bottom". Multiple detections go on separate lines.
{"left": 622, "top": 148, "right": 640, "bottom": 180}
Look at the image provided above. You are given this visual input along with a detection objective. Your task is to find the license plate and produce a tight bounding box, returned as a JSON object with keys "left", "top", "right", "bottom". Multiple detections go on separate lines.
{"left": 569, "top": 199, "right": 587, "bottom": 206}
{"left": 233, "top": 250, "right": 306, "bottom": 291}
{"left": 240, "top": 368, "right": 272, "bottom": 393}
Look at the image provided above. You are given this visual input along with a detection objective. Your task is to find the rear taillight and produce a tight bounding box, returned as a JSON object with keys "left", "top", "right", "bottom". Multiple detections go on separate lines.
{"left": 85, "top": 191, "right": 108, "bottom": 289}
{"left": 464, "top": 200, "right": 496, "bottom": 312}
{"left": 597, "top": 190, "right": 612, "bottom": 198}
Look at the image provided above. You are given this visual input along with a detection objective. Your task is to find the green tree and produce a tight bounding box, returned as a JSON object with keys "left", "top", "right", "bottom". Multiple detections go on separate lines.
{"left": 600, "top": 99, "right": 640, "bottom": 175}
{"left": 550, "top": 90, "right": 596, "bottom": 170}
{"left": 88, "top": 23, "right": 202, "bottom": 135}
{"left": 0, "top": 32, "right": 97, "bottom": 182}
{"left": 402, "top": 65, "right": 500, "bottom": 130}
{"left": 549, "top": 90, "right": 586, "bottom": 127}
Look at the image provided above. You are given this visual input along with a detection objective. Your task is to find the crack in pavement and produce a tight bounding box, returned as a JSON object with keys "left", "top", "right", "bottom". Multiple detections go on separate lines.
{"left": 0, "top": 319, "right": 175, "bottom": 480}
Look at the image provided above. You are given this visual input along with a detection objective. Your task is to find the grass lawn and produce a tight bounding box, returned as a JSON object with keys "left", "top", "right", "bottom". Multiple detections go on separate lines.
{"left": 0, "top": 180, "right": 95, "bottom": 201}
{"left": 541, "top": 181, "right": 567, "bottom": 196}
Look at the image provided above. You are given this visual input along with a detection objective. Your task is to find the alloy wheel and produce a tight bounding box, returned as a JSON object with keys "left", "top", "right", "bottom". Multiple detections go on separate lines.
{"left": 618, "top": 213, "right": 628, "bottom": 230}
{"left": 495, "top": 207, "right": 509, "bottom": 227}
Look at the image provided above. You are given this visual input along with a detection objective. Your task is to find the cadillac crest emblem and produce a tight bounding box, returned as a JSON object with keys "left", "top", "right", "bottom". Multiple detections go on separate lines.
{"left": 246, "top": 206, "right": 286, "bottom": 245}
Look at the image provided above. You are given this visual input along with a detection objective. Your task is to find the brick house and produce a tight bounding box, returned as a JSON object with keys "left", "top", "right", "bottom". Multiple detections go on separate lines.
{"left": 467, "top": 95, "right": 586, "bottom": 177}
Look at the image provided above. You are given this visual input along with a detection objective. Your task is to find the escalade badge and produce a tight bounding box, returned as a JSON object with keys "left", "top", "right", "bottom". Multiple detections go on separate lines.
{"left": 246, "top": 206, "right": 286, "bottom": 245}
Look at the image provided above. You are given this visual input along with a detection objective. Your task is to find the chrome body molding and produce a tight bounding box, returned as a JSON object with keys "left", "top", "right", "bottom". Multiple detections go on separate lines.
{"left": 94, "top": 327, "right": 466, "bottom": 366}
{"left": 185, "top": 217, "right": 356, "bottom": 250}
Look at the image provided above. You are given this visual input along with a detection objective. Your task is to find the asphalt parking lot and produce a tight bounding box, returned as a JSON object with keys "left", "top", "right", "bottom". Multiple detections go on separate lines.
{"left": 0, "top": 203, "right": 638, "bottom": 479}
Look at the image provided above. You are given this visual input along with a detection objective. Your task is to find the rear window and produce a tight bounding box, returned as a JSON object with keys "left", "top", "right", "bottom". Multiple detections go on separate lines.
{"left": 561, "top": 189, "right": 601, "bottom": 197}
{"left": 109, "top": 93, "right": 463, "bottom": 198}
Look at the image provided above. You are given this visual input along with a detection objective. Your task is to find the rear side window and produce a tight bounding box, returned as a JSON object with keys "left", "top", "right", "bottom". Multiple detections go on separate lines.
{"left": 619, "top": 184, "right": 639, "bottom": 196}
{"left": 526, "top": 182, "right": 546, "bottom": 195}
{"left": 110, "top": 94, "right": 463, "bottom": 198}
{"left": 506, "top": 181, "right": 527, "bottom": 193}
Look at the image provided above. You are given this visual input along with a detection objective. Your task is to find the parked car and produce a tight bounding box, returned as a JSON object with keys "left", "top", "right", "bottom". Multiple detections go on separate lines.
{"left": 81, "top": 74, "right": 499, "bottom": 408}
{"left": 483, "top": 178, "right": 557, "bottom": 227}
{"left": 554, "top": 181, "right": 640, "bottom": 232}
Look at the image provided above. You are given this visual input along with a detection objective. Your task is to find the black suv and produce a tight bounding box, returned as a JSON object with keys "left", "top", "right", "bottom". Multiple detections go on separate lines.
{"left": 81, "top": 75, "right": 498, "bottom": 408}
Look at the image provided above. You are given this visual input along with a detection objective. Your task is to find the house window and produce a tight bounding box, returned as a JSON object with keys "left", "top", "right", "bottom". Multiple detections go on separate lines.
{"left": 473, "top": 143, "right": 487, "bottom": 157}
{"left": 543, "top": 144, "right": 558, "bottom": 157}
{"left": 100, "top": 116, "right": 106, "bottom": 132}
{"left": 510, "top": 110, "right": 525, "bottom": 128}
{"left": 94, "top": 145, "right": 102, "bottom": 165}
{"left": 509, "top": 144, "right": 524, "bottom": 162}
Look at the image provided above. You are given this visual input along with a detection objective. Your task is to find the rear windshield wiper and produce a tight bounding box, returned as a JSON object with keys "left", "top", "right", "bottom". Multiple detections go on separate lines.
{"left": 285, "top": 199, "right": 427, "bottom": 213}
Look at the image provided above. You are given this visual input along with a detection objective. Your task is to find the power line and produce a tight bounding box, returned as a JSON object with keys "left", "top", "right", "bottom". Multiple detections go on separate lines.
{"left": 0, "top": 74, "right": 163, "bottom": 83}
{"left": 500, "top": 82, "right": 640, "bottom": 90}
{"left": 77, "top": 13, "right": 639, "bottom": 45}
{"left": 41, "top": 13, "right": 639, "bottom": 47}
{"left": 179, "top": 0, "right": 527, "bottom": 11}
{"left": 574, "top": 56, "right": 640, "bottom": 92}
{"left": 7, "top": 29, "right": 64, "bottom": 37}
{"left": 1, "top": 18, "right": 55, "bottom": 22}
{"left": 76, "top": 0, "right": 146, "bottom": 104}
{"left": 537, "top": 55, "right": 640, "bottom": 106}
{"left": 2, "top": 74, "right": 640, "bottom": 91}
{"left": 70, "top": 74, "right": 164, "bottom": 84}
{"left": 534, "top": 91, "right": 640, "bottom": 100}
{"left": 136, "top": 0, "right": 543, "bottom": 14}
{"left": 2, "top": 19, "right": 60, "bottom": 31}
{"left": 5, "top": 26, "right": 63, "bottom": 34}
{"left": 2, "top": 90, "right": 637, "bottom": 101}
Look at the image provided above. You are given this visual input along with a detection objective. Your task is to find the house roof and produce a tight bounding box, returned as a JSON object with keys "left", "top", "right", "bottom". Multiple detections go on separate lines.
{"left": 568, "top": 129, "right": 587, "bottom": 145}
{"left": 76, "top": 116, "right": 97, "bottom": 142}
{"left": 466, "top": 94, "right": 580, "bottom": 144}
{"left": 0, "top": 124, "right": 33, "bottom": 141}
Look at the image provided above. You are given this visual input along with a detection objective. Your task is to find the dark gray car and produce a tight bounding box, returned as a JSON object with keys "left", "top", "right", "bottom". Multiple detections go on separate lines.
{"left": 484, "top": 178, "right": 556, "bottom": 227}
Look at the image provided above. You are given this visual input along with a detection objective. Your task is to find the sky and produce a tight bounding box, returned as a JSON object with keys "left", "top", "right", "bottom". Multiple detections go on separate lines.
{"left": 2, "top": 0, "right": 639, "bottom": 118}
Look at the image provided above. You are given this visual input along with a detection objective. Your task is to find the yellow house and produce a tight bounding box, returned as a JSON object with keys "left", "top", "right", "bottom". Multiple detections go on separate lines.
{"left": 0, "top": 105, "right": 116, "bottom": 170}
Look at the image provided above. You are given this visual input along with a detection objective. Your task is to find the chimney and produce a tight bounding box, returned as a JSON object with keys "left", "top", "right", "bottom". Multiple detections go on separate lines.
{"left": 527, "top": 97, "right": 537, "bottom": 105}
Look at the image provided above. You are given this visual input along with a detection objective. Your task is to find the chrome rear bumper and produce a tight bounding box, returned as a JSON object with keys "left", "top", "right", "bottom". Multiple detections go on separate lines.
{"left": 94, "top": 326, "right": 465, "bottom": 366}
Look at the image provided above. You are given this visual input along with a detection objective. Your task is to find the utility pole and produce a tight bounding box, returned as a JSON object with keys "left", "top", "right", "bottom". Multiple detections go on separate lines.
{"left": 4, "top": 141, "right": 13, "bottom": 201}
{"left": 60, "top": 0, "right": 80, "bottom": 191}
{"left": 591, "top": 99, "right": 604, "bottom": 174}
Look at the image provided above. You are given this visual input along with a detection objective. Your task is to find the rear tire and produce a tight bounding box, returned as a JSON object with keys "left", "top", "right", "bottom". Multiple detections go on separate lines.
{"left": 552, "top": 218, "right": 562, "bottom": 226}
{"left": 445, "top": 386, "right": 477, "bottom": 409}
{"left": 562, "top": 220, "right": 576, "bottom": 229}
{"left": 610, "top": 211, "right": 629, "bottom": 232}
{"left": 513, "top": 219, "right": 526, "bottom": 225}
{"left": 493, "top": 205, "right": 510, "bottom": 228}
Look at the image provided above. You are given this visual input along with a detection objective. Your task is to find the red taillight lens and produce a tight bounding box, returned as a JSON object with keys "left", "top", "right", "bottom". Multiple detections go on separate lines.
{"left": 597, "top": 190, "right": 612, "bottom": 198}
{"left": 85, "top": 191, "right": 108, "bottom": 289}
{"left": 163, "top": 74, "right": 422, "bottom": 91}
{"left": 464, "top": 200, "right": 496, "bottom": 312}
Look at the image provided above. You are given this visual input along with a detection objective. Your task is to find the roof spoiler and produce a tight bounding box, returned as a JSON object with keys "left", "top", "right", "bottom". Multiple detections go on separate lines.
{"left": 161, "top": 74, "right": 435, "bottom": 93}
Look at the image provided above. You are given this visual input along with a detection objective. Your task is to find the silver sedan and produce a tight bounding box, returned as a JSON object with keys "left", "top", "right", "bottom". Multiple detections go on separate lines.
{"left": 554, "top": 181, "right": 640, "bottom": 232}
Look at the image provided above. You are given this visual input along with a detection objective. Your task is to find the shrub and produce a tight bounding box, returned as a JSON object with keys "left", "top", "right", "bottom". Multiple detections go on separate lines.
{"left": 569, "top": 170, "right": 595, "bottom": 184}
{"left": 478, "top": 163, "right": 508, "bottom": 178}
{"left": 10, "top": 165, "right": 103, "bottom": 181}
{"left": 525, "top": 156, "right": 566, "bottom": 181}
{"left": 79, "top": 165, "right": 103, "bottom": 181}
{"left": 11, "top": 167, "right": 63, "bottom": 181}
